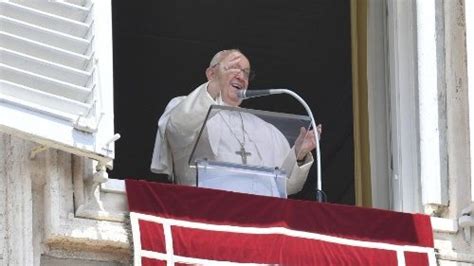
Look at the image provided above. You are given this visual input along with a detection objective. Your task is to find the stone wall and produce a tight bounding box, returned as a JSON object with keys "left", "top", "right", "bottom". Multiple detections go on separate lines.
{"left": 0, "top": 133, "right": 130, "bottom": 265}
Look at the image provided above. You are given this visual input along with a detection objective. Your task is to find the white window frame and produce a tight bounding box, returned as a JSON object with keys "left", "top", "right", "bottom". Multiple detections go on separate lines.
{"left": 366, "top": 0, "right": 390, "bottom": 210}
{"left": 367, "top": 0, "right": 449, "bottom": 213}
{"left": 367, "top": 0, "right": 422, "bottom": 212}
{"left": 385, "top": 0, "right": 422, "bottom": 213}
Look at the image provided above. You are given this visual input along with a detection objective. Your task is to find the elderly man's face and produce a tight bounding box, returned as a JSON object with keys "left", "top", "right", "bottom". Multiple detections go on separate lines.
{"left": 210, "top": 52, "right": 251, "bottom": 106}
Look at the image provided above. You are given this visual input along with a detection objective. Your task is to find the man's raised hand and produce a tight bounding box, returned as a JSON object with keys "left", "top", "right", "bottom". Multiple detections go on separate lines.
{"left": 294, "top": 125, "right": 322, "bottom": 161}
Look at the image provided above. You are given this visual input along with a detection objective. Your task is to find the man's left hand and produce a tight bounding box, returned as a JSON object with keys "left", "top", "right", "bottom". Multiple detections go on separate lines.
{"left": 294, "top": 125, "right": 322, "bottom": 161}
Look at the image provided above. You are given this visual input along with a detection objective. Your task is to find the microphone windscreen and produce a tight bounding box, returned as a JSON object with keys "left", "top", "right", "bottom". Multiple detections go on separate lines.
{"left": 237, "top": 90, "right": 247, "bottom": 99}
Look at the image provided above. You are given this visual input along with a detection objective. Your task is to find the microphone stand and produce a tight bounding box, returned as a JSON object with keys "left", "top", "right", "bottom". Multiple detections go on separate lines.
{"left": 240, "top": 89, "right": 325, "bottom": 202}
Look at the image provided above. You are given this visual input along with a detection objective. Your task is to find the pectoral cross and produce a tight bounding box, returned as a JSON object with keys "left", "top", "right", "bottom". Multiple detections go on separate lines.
{"left": 235, "top": 145, "right": 251, "bottom": 164}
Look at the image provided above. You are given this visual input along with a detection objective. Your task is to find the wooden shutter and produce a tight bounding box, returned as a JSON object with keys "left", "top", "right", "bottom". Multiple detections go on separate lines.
{"left": 0, "top": 0, "right": 115, "bottom": 162}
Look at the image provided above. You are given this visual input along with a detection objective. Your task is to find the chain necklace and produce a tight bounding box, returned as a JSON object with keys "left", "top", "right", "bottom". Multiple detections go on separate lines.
{"left": 218, "top": 111, "right": 252, "bottom": 164}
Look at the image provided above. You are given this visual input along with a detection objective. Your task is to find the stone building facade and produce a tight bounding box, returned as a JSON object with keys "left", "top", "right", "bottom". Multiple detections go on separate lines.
{"left": 1, "top": 0, "right": 474, "bottom": 265}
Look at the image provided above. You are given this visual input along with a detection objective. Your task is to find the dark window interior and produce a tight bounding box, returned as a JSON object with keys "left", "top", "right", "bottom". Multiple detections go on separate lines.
{"left": 111, "top": 0, "right": 354, "bottom": 204}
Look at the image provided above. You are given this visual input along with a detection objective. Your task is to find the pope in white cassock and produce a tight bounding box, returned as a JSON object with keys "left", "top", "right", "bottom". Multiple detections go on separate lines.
{"left": 151, "top": 49, "right": 318, "bottom": 197}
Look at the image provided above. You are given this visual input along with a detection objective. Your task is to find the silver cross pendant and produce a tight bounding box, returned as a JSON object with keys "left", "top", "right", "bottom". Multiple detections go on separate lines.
{"left": 235, "top": 145, "right": 251, "bottom": 164}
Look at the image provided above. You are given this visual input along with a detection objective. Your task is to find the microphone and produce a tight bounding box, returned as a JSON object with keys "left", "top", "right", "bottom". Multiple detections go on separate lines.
{"left": 237, "top": 89, "right": 285, "bottom": 99}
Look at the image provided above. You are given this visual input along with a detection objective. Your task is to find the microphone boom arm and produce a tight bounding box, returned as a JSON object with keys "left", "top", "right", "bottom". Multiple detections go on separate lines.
{"left": 240, "top": 88, "right": 323, "bottom": 200}
{"left": 271, "top": 89, "right": 323, "bottom": 200}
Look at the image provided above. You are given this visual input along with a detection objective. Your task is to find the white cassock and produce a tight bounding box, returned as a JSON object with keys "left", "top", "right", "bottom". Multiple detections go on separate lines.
{"left": 151, "top": 82, "right": 313, "bottom": 197}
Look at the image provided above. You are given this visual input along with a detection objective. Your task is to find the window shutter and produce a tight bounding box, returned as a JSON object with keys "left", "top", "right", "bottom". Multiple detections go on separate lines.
{"left": 0, "top": 0, "right": 115, "bottom": 162}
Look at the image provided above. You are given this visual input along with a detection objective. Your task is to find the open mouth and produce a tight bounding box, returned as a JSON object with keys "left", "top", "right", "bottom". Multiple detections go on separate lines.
{"left": 231, "top": 83, "right": 243, "bottom": 90}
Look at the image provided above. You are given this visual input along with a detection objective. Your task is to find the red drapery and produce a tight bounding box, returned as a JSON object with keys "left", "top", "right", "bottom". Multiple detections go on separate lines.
{"left": 126, "top": 179, "right": 435, "bottom": 265}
